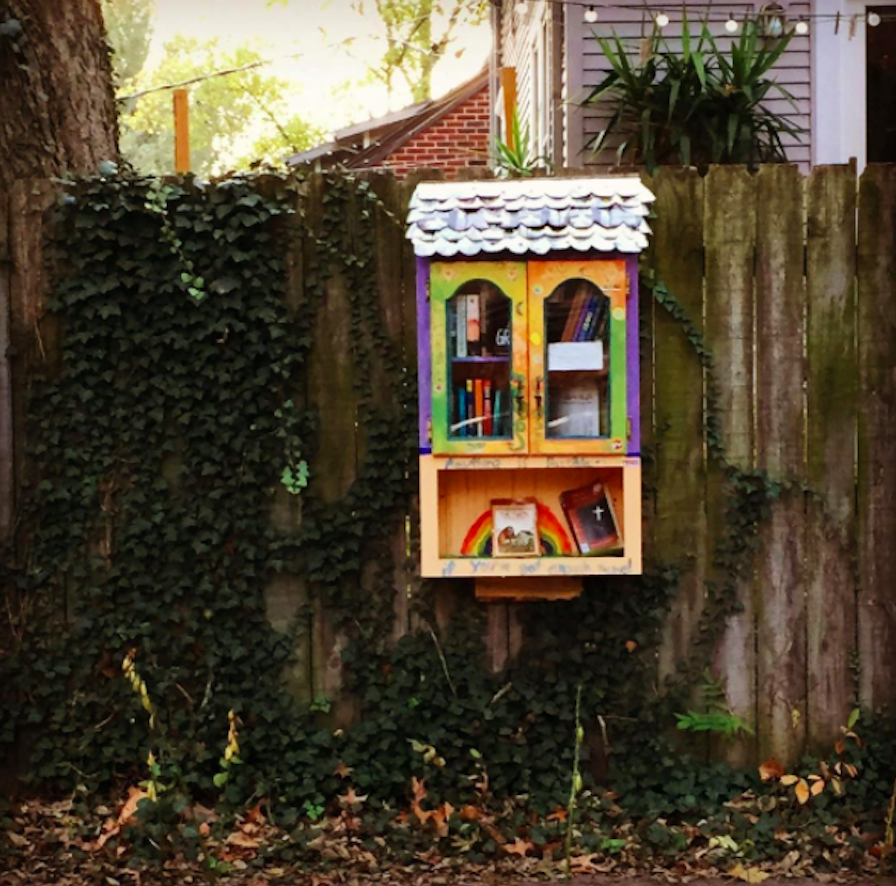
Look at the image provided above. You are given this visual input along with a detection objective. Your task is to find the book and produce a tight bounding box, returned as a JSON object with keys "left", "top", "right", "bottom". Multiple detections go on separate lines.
{"left": 561, "top": 284, "right": 590, "bottom": 342}
{"left": 491, "top": 498, "right": 541, "bottom": 558}
{"left": 457, "top": 385, "right": 466, "bottom": 437}
{"left": 474, "top": 378, "right": 484, "bottom": 437}
{"left": 593, "top": 296, "right": 610, "bottom": 339}
{"left": 571, "top": 294, "right": 595, "bottom": 342}
{"left": 466, "top": 294, "right": 481, "bottom": 357}
{"left": 483, "top": 380, "right": 493, "bottom": 435}
{"left": 576, "top": 295, "right": 599, "bottom": 342}
{"left": 466, "top": 380, "right": 474, "bottom": 436}
{"left": 456, "top": 297, "right": 467, "bottom": 358}
{"left": 493, "top": 390, "right": 503, "bottom": 436}
{"left": 548, "top": 379, "right": 600, "bottom": 438}
{"left": 560, "top": 480, "right": 622, "bottom": 556}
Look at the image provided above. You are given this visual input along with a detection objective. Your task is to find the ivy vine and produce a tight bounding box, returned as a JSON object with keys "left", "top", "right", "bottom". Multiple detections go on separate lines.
{"left": 1, "top": 171, "right": 892, "bottom": 871}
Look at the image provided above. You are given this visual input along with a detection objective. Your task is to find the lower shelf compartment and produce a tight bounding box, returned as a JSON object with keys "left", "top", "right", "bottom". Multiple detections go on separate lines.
{"left": 419, "top": 454, "right": 642, "bottom": 580}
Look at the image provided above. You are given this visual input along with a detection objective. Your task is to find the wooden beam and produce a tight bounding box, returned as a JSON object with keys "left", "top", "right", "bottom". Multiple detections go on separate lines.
{"left": 500, "top": 67, "right": 517, "bottom": 152}
{"left": 173, "top": 88, "right": 190, "bottom": 173}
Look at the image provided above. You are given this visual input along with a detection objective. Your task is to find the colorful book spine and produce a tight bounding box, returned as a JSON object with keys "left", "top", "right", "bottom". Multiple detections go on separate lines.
{"left": 474, "top": 379, "right": 484, "bottom": 437}
{"left": 562, "top": 286, "right": 589, "bottom": 341}
{"left": 466, "top": 380, "right": 474, "bottom": 436}
{"left": 456, "top": 298, "right": 467, "bottom": 358}
{"left": 571, "top": 294, "right": 594, "bottom": 342}
{"left": 576, "top": 295, "right": 599, "bottom": 342}
{"left": 483, "top": 380, "right": 493, "bottom": 435}
{"left": 593, "top": 297, "right": 610, "bottom": 339}
{"left": 458, "top": 385, "right": 466, "bottom": 437}
{"left": 466, "top": 294, "right": 480, "bottom": 356}
{"left": 493, "top": 390, "right": 502, "bottom": 436}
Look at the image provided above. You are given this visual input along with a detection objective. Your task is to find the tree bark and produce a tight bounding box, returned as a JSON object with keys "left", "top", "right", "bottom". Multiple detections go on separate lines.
{"left": 0, "top": 0, "right": 119, "bottom": 192}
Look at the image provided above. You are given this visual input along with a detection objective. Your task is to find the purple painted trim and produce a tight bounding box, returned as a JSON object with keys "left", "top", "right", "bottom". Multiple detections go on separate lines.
{"left": 626, "top": 255, "right": 641, "bottom": 454}
{"left": 416, "top": 258, "right": 432, "bottom": 450}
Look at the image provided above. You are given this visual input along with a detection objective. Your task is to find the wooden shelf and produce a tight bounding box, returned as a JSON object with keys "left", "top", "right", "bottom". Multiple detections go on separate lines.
{"left": 419, "top": 455, "right": 642, "bottom": 579}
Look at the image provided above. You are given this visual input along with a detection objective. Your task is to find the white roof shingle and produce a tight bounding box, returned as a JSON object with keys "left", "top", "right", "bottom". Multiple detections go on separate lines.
{"left": 406, "top": 177, "right": 655, "bottom": 258}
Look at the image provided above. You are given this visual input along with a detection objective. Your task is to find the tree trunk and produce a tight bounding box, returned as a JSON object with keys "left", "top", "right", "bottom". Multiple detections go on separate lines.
{"left": 0, "top": 0, "right": 119, "bottom": 192}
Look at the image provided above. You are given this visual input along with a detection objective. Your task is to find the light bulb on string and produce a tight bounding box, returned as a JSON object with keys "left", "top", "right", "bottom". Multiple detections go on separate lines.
{"left": 584, "top": 5, "right": 599, "bottom": 23}
{"left": 794, "top": 18, "right": 809, "bottom": 34}
{"left": 725, "top": 13, "right": 739, "bottom": 32}
{"left": 655, "top": 12, "right": 670, "bottom": 28}
{"left": 868, "top": 11, "right": 881, "bottom": 25}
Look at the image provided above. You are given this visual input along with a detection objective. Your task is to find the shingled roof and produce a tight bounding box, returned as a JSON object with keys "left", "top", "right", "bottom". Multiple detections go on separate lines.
{"left": 406, "top": 177, "right": 655, "bottom": 258}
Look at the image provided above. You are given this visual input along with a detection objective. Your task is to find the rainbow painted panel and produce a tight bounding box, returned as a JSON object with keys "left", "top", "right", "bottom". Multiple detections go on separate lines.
{"left": 460, "top": 503, "right": 574, "bottom": 557}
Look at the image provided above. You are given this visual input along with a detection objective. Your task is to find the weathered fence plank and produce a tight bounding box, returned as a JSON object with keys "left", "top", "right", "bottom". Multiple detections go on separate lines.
{"left": 805, "top": 165, "right": 858, "bottom": 748}
{"left": 704, "top": 166, "right": 757, "bottom": 766}
{"left": 755, "top": 165, "right": 806, "bottom": 765}
{"left": 652, "top": 168, "right": 707, "bottom": 687}
{"left": 305, "top": 173, "right": 360, "bottom": 717}
{"left": 0, "top": 189, "right": 13, "bottom": 545}
{"left": 856, "top": 165, "right": 896, "bottom": 712}
{"left": 265, "top": 177, "right": 313, "bottom": 704}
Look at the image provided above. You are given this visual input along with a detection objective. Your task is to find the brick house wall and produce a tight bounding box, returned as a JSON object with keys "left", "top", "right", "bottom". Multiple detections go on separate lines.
{"left": 379, "top": 85, "right": 491, "bottom": 178}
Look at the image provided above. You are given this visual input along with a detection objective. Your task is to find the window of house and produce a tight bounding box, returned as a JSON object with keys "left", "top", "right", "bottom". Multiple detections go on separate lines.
{"left": 867, "top": 7, "right": 896, "bottom": 161}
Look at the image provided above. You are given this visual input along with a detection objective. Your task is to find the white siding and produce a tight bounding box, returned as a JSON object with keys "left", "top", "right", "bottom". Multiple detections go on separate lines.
{"left": 499, "top": 0, "right": 565, "bottom": 166}
{"left": 502, "top": 0, "right": 812, "bottom": 169}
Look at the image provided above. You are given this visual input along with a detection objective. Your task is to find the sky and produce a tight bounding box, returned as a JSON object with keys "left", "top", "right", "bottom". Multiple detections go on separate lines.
{"left": 146, "top": 0, "right": 493, "bottom": 136}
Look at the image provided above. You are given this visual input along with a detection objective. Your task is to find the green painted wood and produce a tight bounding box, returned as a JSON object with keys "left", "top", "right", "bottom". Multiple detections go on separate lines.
{"left": 805, "top": 165, "right": 858, "bottom": 749}
{"left": 856, "top": 165, "right": 896, "bottom": 712}
{"left": 755, "top": 164, "right": 807, "bottom": 766}
{"left": 609, "top": 295, "right": 628, "bottom": 441}
{"left": 651, "top": 168, "right": 708, "bottom": 688}
{"left": 704, "top": 166, "right": 758, "bottom": 766}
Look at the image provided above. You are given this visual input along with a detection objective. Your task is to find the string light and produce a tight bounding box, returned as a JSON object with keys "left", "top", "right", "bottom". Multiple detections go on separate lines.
{"left": 584, "top": 5, "right": 599, "bottom": 23}
{"left": 725, "top": 13, "right": 739, "bottom": 32}
{"left": 489, "top": 0, "right": 896, "bottom": 28}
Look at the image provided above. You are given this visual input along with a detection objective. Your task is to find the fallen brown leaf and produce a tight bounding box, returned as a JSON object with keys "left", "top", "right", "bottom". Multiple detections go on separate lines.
{"left": 759, "top": 758, "right": 784, "bottom": 782}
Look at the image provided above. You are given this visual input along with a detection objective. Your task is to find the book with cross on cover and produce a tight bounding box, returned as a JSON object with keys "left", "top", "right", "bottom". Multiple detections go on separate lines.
{"left": 559, "top": 480, "right": 622, "bottom": 556}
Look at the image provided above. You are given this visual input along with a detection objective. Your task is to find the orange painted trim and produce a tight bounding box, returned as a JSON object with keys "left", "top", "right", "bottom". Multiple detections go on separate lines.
{"left": 174, "top": 88, "right": 191, "bottom": 173}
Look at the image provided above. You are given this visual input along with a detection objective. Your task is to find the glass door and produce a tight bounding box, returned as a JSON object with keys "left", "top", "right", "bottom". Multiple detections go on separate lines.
{"left": 430, "top": 262, "right": 528, "bottom": 455}
{"left": 527, "top": 260, "right": 628, "bottom": 455}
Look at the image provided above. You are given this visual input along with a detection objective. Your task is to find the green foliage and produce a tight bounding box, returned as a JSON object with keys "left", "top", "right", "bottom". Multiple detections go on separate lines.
{"left": 101, "top": 0, "right": 154, "bottom": 87}
{"left": 349, "top": 0, "right": 488, "bottom": 102}
{"left": 586, "top": 18, "right": 802, "bottom": 171}
{"left": 494, "top": 106, "right": 551, "bottom": 178}
{"left": 1, "top": 169, "right": 893, "bottom": 876}
{"left": 118, "top": 36, "right": 323, "bottom": 175}
{"left": 675, "top": 671, "right": 755, "bottom": 739}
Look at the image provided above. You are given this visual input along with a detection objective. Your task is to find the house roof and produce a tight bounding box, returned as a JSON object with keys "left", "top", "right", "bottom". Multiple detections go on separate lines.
{"left": 406, "top": 177, "right": 655, "bottom": 258}
{"left": 287, "top": 69, "right": 489, "bottom": 169}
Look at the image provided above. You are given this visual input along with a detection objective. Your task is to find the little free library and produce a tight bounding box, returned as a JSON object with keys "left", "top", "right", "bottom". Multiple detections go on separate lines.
{"left": 407, "top": 177, "right": 655, "bottom": 601}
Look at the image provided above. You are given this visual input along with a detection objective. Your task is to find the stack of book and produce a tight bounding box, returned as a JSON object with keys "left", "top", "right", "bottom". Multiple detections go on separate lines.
{"left": 455, "top": 379, "right": 504, "bottom": 438}
{"left": 452, "top": 288, "right": 510, "bottom": 358}
{"left": 559, "top": 284, "right": 609, "bottom": 344}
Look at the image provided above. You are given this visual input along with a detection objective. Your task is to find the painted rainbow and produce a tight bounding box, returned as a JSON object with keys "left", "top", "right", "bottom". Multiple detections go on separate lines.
{"left": 460, "top": 502, "right": 574, "bottom": 557}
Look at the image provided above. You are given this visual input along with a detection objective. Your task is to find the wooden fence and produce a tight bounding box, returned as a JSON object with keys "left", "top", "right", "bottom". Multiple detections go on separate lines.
{"left": 1, "top": 165, "right": 895, "bottom": 768}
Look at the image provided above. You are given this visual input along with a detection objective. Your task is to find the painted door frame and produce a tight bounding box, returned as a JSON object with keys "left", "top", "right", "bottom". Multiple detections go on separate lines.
{"left": 526, "top": 259, "right": 628, "bottom": 455}
{"left": 429, "top": 261, "right": 529, "bottom": 456}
